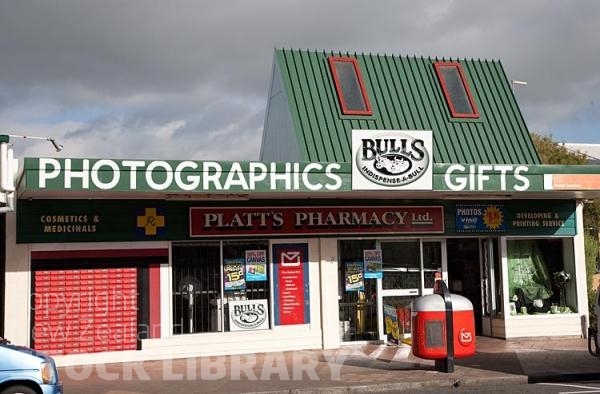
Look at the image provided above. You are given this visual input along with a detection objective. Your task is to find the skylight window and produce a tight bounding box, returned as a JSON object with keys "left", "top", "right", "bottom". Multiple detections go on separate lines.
{"left": 434, "top": 62, "right": 479, "bottom": 118}
{"left": 328, "top": 56, "right": 372, "bottom": 116}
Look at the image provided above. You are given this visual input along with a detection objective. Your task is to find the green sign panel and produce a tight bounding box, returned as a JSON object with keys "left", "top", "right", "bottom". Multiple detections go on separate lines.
{"left": 17, "top": 200, "right": 189, "bottom": 243}
{"left": 447, "top": 200, "right": 576, "bottom": 236}
{"left": 22, "top": 158, "right": 600, "bottom": 195}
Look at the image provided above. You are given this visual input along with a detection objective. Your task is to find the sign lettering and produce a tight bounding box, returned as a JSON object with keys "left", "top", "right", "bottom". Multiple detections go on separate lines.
{"left": 34, "top": 158, "right": 343, "bottom": 193}
{"left": 190, "top": 206, "right": 444, "bottom": 237}
{"left": 39, "top": 214, "right": 99, "bottom": 234}
{"left": 444, "top": 164, "right": 530, "bottom": 191}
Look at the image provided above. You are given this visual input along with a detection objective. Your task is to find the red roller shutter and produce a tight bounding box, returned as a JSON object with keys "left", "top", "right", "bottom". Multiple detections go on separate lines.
{"left": 32, "top": 267, "right": 138, "bottom": 355}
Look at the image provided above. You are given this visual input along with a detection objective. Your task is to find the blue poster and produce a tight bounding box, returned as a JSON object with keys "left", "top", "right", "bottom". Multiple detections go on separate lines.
{"left": 245, "top": 249, "right": 267, "bottom": 281}
{"left": 363, "top": 249, "right": 383, "bottom": 279}
{"left": 455, "top": 204, "right": 506, "bottom": 232}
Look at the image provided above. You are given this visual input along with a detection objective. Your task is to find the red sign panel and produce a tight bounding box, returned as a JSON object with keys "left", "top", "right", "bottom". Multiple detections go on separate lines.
{"left": 190, "top": 206, "right": 444, "bottom": 237}
{"left": 273, "top": 243, "right": 309, "bottom": 325}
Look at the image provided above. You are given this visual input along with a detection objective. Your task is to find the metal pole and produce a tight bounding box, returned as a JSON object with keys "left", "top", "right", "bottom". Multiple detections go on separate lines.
{"left": 188, "top": 284, "right": 194, "bottom": 334}
{"left": 434, "top": 279, "right": 454, "bottom": 373}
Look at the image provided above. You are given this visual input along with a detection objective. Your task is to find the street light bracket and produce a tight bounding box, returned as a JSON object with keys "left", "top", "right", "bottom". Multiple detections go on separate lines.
{"left": 511, "top": 80, "right": 528, "bottom": 93}
{"left": 7, "top": 134, "right": 64, "bottom": 152}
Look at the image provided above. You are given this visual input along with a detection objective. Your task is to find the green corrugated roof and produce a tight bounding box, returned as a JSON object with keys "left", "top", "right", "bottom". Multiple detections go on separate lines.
{"left": 265, "top": 48, "right": 541, "bottom": 165}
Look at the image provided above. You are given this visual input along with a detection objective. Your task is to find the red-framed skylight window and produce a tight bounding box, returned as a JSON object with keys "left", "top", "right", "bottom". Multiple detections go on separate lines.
{"left": 434, "top": 62, "right": 479, "bottom": 119}
{"left": 328, "top": 56, "right": 373, "bottom": 116}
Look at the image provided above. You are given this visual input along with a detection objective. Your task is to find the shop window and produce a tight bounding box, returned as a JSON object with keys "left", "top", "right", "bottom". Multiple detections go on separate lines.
{"left": 507, "top": 239, "right": 576, "bottom": 316}
{"left": 434, "top": 62, "right": 479, "bottom": 119}
{"left": 222, "top": 240, "right": 270, "bottom": 332}
{"left": 381, "top": 240, "right": 421, "bottom": 291}
{"left": 172, "top": 240, "right": 270, "bottom": 335}
{"left": 422, "top": 242, "right": 442, "bottom": 289}
{"left": 328, "top": 56, "right": 373, "bottom": 116}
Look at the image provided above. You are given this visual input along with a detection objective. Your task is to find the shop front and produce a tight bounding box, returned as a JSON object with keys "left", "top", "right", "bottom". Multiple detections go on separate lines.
{"left": 0, "top": 154, "right": 597, "bottom": 367}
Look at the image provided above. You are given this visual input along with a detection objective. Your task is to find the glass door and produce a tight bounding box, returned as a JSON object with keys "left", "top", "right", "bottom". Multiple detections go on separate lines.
{"left": 338, "top": 240, "right": 378, "bottom": 342}
{"left": 446, "top": 237, "right": 500, "bottom": 336}
{"left": 378, "top": 239, "right": 446, "bottom": 340}
{"left": 481, "top": 238, "right": 501, "bottom": 336}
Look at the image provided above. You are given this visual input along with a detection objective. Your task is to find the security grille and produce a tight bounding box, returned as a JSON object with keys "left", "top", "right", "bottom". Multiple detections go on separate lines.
{"left": 172, "top": 240, "right": 270, "bottom": 334}
{"left": 172, "top": 242, "right": 221, "bottom": 334}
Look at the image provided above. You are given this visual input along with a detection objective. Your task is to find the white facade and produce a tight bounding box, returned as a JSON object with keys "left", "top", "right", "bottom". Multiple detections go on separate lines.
{"left": 4, "top": 203, "right": 590, "bottom": 367}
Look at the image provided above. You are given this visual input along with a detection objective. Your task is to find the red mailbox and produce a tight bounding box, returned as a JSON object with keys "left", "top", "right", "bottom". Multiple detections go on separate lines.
{"left": 411, "top": 293, "right": 475, "bottom": 360}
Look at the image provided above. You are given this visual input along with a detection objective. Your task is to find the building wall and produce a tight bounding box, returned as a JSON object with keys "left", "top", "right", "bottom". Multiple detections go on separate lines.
{"left": 573, "top": 202, "right": 589, "bottom": 327}
{"left": 504, "top": 314, "right": 583, "bottom": 338}
{"left": 319, "top": 237, "right": 340, "bottom": 349}
{"left": 4, "top": 201, "right": 591, "bottom": 365}
{"left": 48, "top": 238, "right": 325, "bottom": 367}
{"left": 4, "top": 211, "right": 30, "bottom": 345}
{"left": 0, "top": 213, "right": 5, "bottom": 338}
{"left": 3, "top": 208, "right": 170, "bottom": 354}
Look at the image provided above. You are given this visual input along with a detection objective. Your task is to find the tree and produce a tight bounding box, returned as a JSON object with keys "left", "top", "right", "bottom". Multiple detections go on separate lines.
{"left": 585, "top": 234, "right": 599, "bottom": 328}
{"left": 530, "top": 133, "right": 588, "bottom": 165}
{"left": 531, "top": 132, "right": 600, "bottom": 229}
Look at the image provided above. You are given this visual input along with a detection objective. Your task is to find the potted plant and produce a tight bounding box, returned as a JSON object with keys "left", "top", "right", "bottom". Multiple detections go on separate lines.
{"left": 553, "top": 270, "right": 571, "bottom": 308}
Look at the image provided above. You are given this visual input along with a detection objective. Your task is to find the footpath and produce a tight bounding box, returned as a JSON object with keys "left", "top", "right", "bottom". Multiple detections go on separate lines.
{"left": 58, "top": 336, "right": 600, "bottom": 393}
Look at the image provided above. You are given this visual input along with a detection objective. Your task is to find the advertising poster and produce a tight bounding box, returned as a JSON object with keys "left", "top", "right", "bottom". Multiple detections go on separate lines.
{"left": 272, "top": 243, "right": 310, "bottom": 325}
{"left": 455, "top": 204, "right": 506, "bottom": 232}
{"left": 245, "top": 249, "right": 267, "bottom": 281}
{"left": 228, "top": 299, "right": 269, "bottom": 331}
{"left": 224, "top": 258, "right": 245, "bottom": 291}
{"left": 363, "top": 249, "right": 383, "bottom": 279}
{"left": 345, "top": 261, "right": 364, "bottom": 292}
{"left": 383, "top": 304, "right": 400, "bottom": 345}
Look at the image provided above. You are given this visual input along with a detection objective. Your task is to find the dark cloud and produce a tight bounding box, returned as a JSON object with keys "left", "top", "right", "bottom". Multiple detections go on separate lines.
{"left": 1, "top": 0, "right": 599, "bottom": 159}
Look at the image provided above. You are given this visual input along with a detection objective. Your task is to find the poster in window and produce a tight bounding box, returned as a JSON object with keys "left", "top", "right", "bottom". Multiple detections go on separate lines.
{"left": 273, "top": 243, "right": 310, "bottom": 325}
{"left": 224, "top": 258, "right": 246, "bottom": 291}
{"left": 383, "top": 304, "right": 400, "bottom": 345}
{"left": 364, "top": 249, "right": 383, "bottom": 279}
{"left": 228, "top": 299, "right": 269, "bottom": 331}
{"left": 245, "top": 250, "right": 267, "bottom": 282}
{"left": 345, "top": 261, "right": 364, "bottom": 292}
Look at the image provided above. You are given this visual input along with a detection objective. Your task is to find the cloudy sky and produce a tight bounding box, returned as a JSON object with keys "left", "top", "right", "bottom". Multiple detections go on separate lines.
{"left": 0, "top": 0, "right": 598, "bottom": 160}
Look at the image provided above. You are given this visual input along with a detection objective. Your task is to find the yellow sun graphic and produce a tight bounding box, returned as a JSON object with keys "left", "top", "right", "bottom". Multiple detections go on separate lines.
{"left": 483, "top": 206, "right": 503, "bottom": 230}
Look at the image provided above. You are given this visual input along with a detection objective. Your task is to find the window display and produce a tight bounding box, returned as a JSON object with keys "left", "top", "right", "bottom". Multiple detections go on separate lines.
{"left": 507, "top": 239, "right": 575, "bottom": 315}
